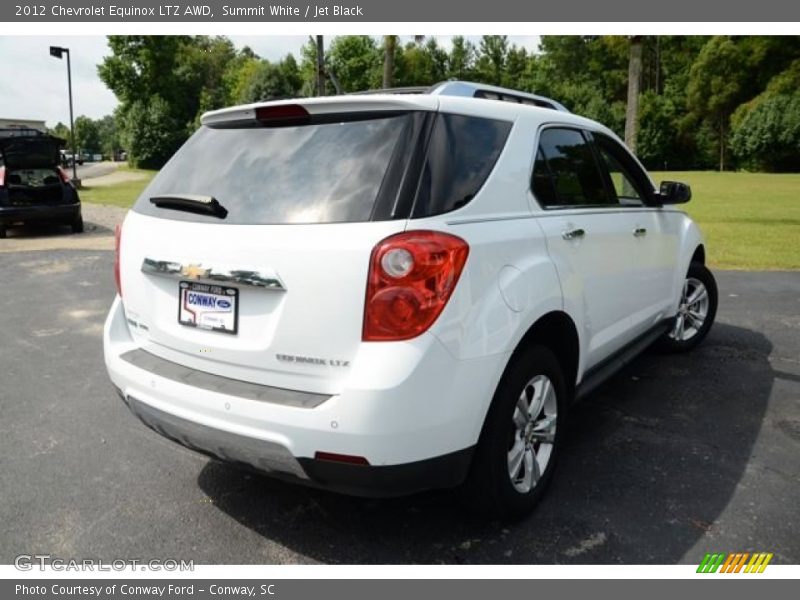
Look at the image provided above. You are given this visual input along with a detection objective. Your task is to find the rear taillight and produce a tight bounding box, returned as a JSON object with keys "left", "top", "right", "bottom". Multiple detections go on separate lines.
{"left": 0, "top": 167, "right": 5, "bottom": 187}
{"left": 363, "top": 231, "right": 469, "bottom": 342}
{"left": 56, "top": 167, "right": 70, "bottom": 183}
{"left": 114, "top": 224, "right": 122, "bottom": 298}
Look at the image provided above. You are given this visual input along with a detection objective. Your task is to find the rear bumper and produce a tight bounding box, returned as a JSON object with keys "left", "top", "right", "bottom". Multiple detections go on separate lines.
{"left": 121, "top": 391, "right": 472, "bottom": 497}
{"left": 104, "top": 296, "right": 506, "bottom": 497}
{"left": 0, "top": 202, "right": 80, "bottom": 225}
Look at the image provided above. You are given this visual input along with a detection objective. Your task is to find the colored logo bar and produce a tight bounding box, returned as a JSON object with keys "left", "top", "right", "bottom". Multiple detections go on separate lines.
{"left": 697, "top": 552, "right": 773, "bottom": 573}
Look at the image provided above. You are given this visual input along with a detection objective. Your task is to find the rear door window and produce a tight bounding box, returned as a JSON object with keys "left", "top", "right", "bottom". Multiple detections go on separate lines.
{"left": 134, "top": 114, "right": 412, "bottom": 225}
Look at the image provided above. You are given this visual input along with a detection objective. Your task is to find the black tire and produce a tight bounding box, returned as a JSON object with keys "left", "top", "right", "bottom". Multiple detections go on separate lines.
{"left": 0, "top": 226, "right": 6, "bottom": 239}
{"left": 71, "top": 216, "right": 84, "bottom": 234}
{"left": 459, "top": 345, "right": 567, "bottom": 520}
{"left": 657, "top": 262, "right": 717, "bottom": 353}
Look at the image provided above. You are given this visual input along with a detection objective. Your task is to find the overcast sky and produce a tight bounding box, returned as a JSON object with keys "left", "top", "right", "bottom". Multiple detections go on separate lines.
{"left": 0, "top": 35, "right": 541, "bottom": 128}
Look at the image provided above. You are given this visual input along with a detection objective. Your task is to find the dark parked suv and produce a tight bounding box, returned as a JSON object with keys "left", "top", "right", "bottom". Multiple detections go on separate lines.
{"left": 0, "top": 128, "right": 83, "bottom": 238}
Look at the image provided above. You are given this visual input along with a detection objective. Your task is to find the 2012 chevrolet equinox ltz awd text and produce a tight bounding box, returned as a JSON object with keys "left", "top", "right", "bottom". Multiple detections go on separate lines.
{"left": 104, "top": 81, "right": 717, "bottom": 518}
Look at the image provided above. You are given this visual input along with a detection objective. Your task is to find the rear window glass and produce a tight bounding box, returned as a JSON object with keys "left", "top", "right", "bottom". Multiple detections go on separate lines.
{"left": 133, "top": 114, "right": 410, "bottom": 225}
{"left": 413, "top": 114, "right": 512, "bottom": 217}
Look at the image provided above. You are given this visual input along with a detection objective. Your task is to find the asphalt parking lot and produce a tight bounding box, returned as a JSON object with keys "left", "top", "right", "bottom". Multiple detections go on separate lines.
{"left": 1, "top": 232, "right": 798, "bottom": 565}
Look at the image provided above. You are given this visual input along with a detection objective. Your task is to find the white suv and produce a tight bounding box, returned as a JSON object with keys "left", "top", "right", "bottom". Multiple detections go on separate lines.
{"left": 104, "top": 81, "right": 717, "bottom": 518}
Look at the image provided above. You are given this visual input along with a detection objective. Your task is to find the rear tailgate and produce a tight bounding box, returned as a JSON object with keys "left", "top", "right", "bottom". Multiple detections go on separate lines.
{"left": 120, "top": 213, "right": 406, "bottom": 395}
{"left": 118, "top": 96, "right": 439, "bottom": 395}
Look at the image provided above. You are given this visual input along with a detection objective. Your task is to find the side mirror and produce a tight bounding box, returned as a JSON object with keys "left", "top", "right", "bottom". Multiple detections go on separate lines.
{"left": 657, "top": 181, "right": 692, "bottom": 205}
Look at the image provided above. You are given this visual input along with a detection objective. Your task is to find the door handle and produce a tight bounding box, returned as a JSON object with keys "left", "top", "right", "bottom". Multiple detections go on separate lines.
{"left": 633, "top": 227, "right": 647, "bottom": 237}
{"left": 562, "top": 227, "right": 585, "bottom": 240}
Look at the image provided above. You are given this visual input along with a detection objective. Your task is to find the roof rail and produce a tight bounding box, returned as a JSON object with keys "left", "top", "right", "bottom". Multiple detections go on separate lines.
{"left": 348, "top": 80, "right": 569, "bottom": 112}
{"left": 428, "top": 81, "right": 569, "bottom": 112}
{"left": 349, "top": 86, "right": 431, "bottom": 96}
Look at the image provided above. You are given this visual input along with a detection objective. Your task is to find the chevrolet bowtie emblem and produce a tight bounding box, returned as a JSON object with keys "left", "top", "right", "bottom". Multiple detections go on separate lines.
{"left": 181, "top": 264, "right": 209, "bottom": 279}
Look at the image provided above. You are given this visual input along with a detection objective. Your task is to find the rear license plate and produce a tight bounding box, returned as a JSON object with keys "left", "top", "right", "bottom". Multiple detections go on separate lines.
{"left": 178, "top": 281, "right": 238, "bottom": 335}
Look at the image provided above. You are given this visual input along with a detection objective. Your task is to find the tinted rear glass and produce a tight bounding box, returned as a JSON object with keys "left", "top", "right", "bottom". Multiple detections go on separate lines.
{"left": 133, "top": 114, "right": 410, "bottom": 224}
{"left": 412, "top": 113, "right": 512, "bottom": 217}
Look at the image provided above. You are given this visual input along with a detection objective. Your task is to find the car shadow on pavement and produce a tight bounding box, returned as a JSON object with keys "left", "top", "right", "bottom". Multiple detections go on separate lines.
{"left": 3, "top": 220, "right": 112, "bottom": 239}
{"left": 196, "top": 322, "right": 774, "bottom": 564}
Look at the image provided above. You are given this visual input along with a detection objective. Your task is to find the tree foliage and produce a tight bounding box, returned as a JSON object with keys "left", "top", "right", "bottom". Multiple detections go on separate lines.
{"left": 74, "top": 115, "right": 101, "bottom": 154}
{"left": 326, "top": 35, "right": 382, "bottom": 92}
{"left": 96, "top": 34, "right": 800, "bottom": 171}
{"left": 122, "top": 97, "right": 185, "bottom": 169}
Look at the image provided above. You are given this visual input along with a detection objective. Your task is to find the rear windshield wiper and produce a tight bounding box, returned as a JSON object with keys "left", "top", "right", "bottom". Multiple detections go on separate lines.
{"left": 150, "top": 194, "right": 228, "bottom": 219}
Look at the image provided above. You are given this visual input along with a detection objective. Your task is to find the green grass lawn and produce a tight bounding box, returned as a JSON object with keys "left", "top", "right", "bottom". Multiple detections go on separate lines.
{"left": 80, "top": 167, "right": 798, "bottom": 270}
{"left": 79, "top": 167, "right": 157, "bottom": 208}
{"left": 653, "top": 171, "right": 800, "bottom": 270}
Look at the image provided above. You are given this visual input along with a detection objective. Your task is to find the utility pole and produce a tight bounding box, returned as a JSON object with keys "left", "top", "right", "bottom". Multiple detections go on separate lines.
{"left": 49, "top": 45, "right": 79, "bottom": 186}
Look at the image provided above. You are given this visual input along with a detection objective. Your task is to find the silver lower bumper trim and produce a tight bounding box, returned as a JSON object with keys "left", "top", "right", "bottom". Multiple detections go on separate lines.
{"left": 125, "top": 394, "right": 308, "bottom": 480}
{"left": 120, "top": 348, "right": 330, "bottom": 409}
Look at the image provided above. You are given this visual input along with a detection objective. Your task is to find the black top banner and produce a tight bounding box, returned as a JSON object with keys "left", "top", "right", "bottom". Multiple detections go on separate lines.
{"left": 3, "top": 0, "right": 800, "bottom": 22}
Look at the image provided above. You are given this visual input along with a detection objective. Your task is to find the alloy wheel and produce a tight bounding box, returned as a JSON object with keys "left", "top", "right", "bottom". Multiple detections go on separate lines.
{"left": 507, "top": 374, "right": 558, "bottom": 494}
{"left": 669, "top": 277, "right": 710, "bottom": 341}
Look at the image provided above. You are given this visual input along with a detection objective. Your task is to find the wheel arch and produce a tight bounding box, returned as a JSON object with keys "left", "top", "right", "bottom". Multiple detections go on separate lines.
{"left": 691, "top": 244, "right": 706, "bottom": 265}
{"left": 506, "top": 310, "right": 580, "bottom": 401}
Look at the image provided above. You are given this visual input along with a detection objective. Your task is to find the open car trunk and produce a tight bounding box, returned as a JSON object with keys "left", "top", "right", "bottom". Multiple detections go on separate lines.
{"left": 119, "top": 102, "right": 438, "bottom": 395}
{"left": 0, "top": 134, "right": 69, "bottom": 206}
{"left": 4, "top": 168, "right": 66, "bottom": 206}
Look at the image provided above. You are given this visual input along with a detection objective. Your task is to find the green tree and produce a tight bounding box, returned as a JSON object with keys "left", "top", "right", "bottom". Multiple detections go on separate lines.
{"left": 74, "top": 116, "right": 101, "bottom": 155}
{"left": 327, "top": 36, "right": 381, "bottom": 92}
{"left": 225, "top": 55, "right": 263, "bottom": 104}
{"left": 730, "top": 60, "right": 800, "bottom": 171}
{"left": 98, "top": 36, "right": 191, "bottom": 119}
{"left": 686, "top": 36, "right": 748, "bottom": 171}
{"left": 48, "top": 122, "right": 71, "bottom": 142}
{"left": 122, "top": 96, "right": 185, "bottom": 169}
{"left": 239, "top": 60, "right": 298, "bottom": 103}
{"left": 395, "top": 38, "right": 448, "bottom": 86}
{"left": 730, "top": 92, "right": 800, "bottom": 171}
{"left": 99, "top": 36, "right": 247, "bottom": 166}
{"left": 279, "top": 54, "right": 302, "bottom": 95}
{"left": 476, "top": 35, "right": 509, "bottom": 85}
{"left": 95, "top": 115, "right": 120, "bottom": 159}
{"left": 179, "top": 36, "right": 238, "bottom": 123}
{"left": 448, "top": 36, "right": 476, "bottom": 80}
{"left": 502, "top": 46, "right": 528, "bottom": 89}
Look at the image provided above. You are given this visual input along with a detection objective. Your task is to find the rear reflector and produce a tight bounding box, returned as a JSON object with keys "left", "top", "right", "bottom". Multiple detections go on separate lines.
{"left": 255, "top": 104, "right": 309, "bottom": 125}
{"left": 314, "top": 451, "right": 370, "bottom": 466}
{"left": 0, "top": 167, "right": 5, "bottom": 187}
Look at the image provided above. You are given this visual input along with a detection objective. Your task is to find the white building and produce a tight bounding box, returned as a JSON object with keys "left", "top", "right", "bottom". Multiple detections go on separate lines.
{"left": 0, "top": 117, "right": 47, "bottom": 132}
